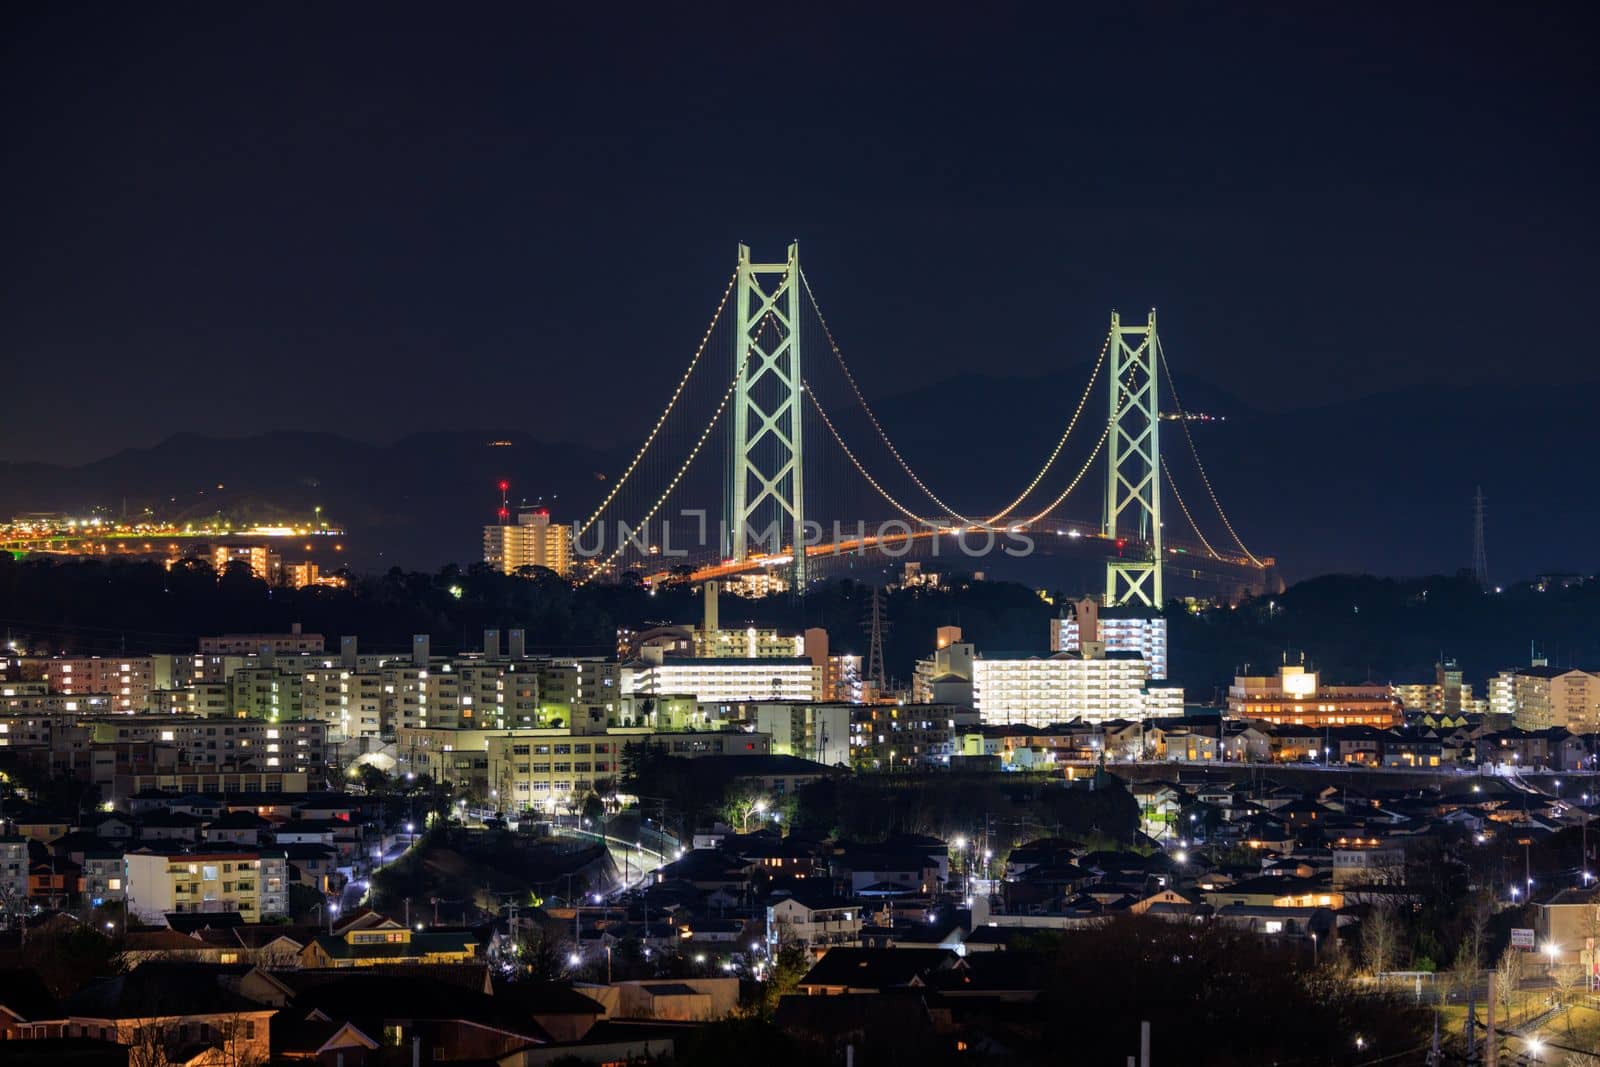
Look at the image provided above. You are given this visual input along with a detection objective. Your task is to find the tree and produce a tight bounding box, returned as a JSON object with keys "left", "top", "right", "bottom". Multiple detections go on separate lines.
{"left": 127, "top": 1010, "right": 267, "bottom": 1067}
{"left": 30, "top": 922, "right": 125, "bottom": 999}
{"left": 752, "top": 931, "right": 810, "bottom": 1020}
{"left": 1495, "top": 944, "right": 1524, "bottom": 1025}
{"left": 581, "top": 792, "right": 605, "bottom": 824}
{"left": 511, "top": 925, "right": 567, "bottom": 985}
{"left": 722, "top": 781, "right": 769, "bottom": 832}
{"left": 356, "top": 764, "right": 391, "bottom": 794}
{"left": 1554, "top": 963, "right": 1580, "bottom": 1035}
{"left": 1361, "top": 904, "right": 1401, "bottom": 980}
{"left": 1453, "top": 893, "right": 1491, "bottom": 975}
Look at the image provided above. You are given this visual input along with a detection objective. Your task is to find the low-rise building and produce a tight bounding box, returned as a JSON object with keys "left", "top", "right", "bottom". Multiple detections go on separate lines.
{"left": 300, "top": 921, "right": 479, "bottom": 967}
{"left": 1228, "top": 665, "right": 1400, "bottom": 728}
{"left": 768, "top": 890, "right": 863, "bottom": 954}
{"left": 123, "top": 849, "right": 289, "bottom": 924}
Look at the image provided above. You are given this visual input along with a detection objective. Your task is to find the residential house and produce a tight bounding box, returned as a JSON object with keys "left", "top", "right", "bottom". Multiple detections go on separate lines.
{"left": 767, "top": 888, "right": 863, "bottom": 954}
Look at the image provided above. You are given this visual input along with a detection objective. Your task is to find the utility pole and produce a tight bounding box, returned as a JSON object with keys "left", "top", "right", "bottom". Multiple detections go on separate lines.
{"left": 1485, "top": 970, "right": 1497, "bottom": 1067}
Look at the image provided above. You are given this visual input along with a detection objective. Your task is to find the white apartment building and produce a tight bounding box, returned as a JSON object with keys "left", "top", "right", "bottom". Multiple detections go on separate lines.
{"left": 752, "top": 701, "right": 852, "bottom": 767}
{"left": 1050, "top": 598, "right": 1168, "bottom": 680}
{"left": 973, "top": 651, "right": 1154, "bottom": 727}
{"left": 627, "top": 657, "right": 823, "bottom": 705}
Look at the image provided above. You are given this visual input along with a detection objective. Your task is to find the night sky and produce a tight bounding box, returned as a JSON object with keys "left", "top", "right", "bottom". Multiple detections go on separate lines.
{"left": 2, "top": 5, "right": 1596, "bottom": 570}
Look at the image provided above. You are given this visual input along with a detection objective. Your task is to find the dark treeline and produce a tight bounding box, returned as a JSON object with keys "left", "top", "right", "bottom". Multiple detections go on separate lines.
{"left": 1167, "top": 572, "right": 1600, "bottom": 698}
{"left": 3, "top": 556, "right": 1598, "bottom": 695}
{"left": 0, "top": 555, "right": 1052, "bottom": 670}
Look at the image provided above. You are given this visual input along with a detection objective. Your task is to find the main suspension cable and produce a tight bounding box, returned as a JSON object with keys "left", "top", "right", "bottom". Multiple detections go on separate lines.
{"left": 1021, "top": 357, "right": 1143, "bottom": 527}
{"left": 800, "top": 270, "right": 982, "bottom": 523}
{"left": 1161, "top": 456, "right": 1220, "bottom": 559}
{"left": 577, "top": 326, "right": 756, "bottom": 583}
{"left": 801, "top": 269, "right": 1108, "bottom": 529}
{"left": 576, "top": 269, "right": 737, "bottom": 538}
{"left": 987, "top": 329, "right": 1111, "bottom": 524}
{"left": 804, "top": 383, "right": 937, "bottom": 526}
{"left": 1021, "top": 420, "right": 1110, "bottom": 525}
{"left": 1155, "top": 335, "right": 1263, "bottom": 567}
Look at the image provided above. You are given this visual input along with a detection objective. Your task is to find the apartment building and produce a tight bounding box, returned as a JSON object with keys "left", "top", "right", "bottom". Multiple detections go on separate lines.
{"left": 484, "top": 506, "right": 573, "bottom": 576}
{"left": 851, "top": 704, "right": 976, "bottom": 770}
{"left": 86, "top": 717, "right": 327, "bottom": 777}
{"left": 229, "top": 667, "right": 306, "bottom": 721}
{"left": 1227, "top": 665, "right": 1401, "bottom": 728}
{"left": 1050, "top": 598, "right": 1170, "bottom": 680}
{"left": 752, "top": 701, "right": 852, "bottom": 767}
{"left": 398, "top": 723, "right": 770, "bottom": 807}
{"left": 200, "top": 627, "right": 325, "bottom": 655}
{"left": 0, "top": 836, "right": 26, "bottom": 911}
{"left": 44, "top": 655, "right": 179, "bottom": 713}
{"left": 1510, "top": 667, "right": 1600, "bottom": 732}
{"left": 0, "top": 682, "right": 112, "bottom": 715}
{"left": 972, "top": 651, "right": 1155, "bottom": 728}
{"left": 123, "top": 849, "right": 289, "bottom": 923}
{"left": 627, "top": 657, "right": 823, "bottom": 705}
{"left": 301, "top": 666, "right": 383, "bottom": 738}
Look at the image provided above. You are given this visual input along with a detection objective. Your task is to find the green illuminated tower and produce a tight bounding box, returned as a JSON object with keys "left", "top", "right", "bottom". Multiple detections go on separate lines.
{"left": 727, "top": 242, "right": 807, "bottom": 588}
{"left": 1103, "top": 309, "right": 1163, "bottom": 608}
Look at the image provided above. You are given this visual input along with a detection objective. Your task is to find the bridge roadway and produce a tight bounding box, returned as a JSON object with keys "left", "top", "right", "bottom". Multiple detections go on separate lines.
{"left": 633, "top": 518, "right": 1274, "bottom": 588}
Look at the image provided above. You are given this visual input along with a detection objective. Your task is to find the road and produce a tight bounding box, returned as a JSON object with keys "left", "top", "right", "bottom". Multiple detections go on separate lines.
{"left": 551, "top": 825, "right": 672, "bottom": 898}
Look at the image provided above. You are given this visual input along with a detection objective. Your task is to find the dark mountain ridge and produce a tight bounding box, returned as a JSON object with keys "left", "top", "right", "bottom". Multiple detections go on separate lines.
{"left": 1, "top": 373, "right": 1592, "bottom": 582}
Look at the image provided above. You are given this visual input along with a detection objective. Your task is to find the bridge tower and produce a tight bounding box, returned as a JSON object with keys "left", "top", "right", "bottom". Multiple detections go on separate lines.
{"left": 726, "top": 242, "right": 807, "bottom": 587}
{"left": 1103, "top": 309, "right": 1163, "bottom": 608}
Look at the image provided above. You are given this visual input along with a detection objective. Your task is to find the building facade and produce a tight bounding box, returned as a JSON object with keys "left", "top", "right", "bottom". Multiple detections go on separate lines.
{"left": 484, "top": 507, "right": 573, "bottom": 577}
{"left": 1227, "top": 665, "right": 1400, "bottom": 728}
{"left": 123, "top": 849, "right": 290, "bottom": 923}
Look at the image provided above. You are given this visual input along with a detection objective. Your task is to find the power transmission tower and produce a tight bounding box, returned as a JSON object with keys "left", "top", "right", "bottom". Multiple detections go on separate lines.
{"left": 1472, "top": 486, "right": 1489, "bottom": 587}
{"left": 865, "top": 586, "right": 888, "bottom": 692}
{"left": 1103, "top": 309, "right": 1163, "bottom": 608}
{"left": 727, "top": 242, "right": 807, "bottom": 588}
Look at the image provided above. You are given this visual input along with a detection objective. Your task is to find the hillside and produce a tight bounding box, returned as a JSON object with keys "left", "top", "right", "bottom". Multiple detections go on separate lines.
{"left": 0, "top": 372, "right": 1593, "bottom": 582}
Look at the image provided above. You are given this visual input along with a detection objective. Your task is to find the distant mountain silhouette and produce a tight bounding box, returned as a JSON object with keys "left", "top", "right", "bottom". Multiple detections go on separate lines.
{"left": 0, "top": 373, "right": 1593, "bottom": 581}
{"left": 828, "top": 369, "right": 1596, "bottom": 582}
{"left": 0, "top": 431, "right": 618, "bottom": 571}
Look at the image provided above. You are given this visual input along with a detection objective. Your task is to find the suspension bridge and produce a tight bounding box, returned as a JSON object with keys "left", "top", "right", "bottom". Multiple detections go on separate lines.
{"left": 573, "top": 243, "right": 1279, "bottom": 606}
